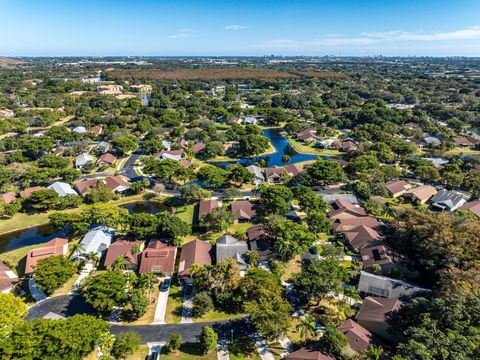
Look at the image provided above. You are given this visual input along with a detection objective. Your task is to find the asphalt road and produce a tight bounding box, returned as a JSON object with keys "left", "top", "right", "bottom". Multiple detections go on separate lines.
{"left": 27, "top": 293, "right": 251, "bottom": 342}
{"left": 118, "top": 148, "right": 145, "bottom": 180}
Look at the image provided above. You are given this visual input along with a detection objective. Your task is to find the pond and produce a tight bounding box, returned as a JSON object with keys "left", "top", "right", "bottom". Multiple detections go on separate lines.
{"left": 121, "top": 200, "right": 168, "bottom": 214}
{"left": 0, "top": 224, "right": 66, "bottom": 253}
{"left": 216, "top": 128, "right": 319, "bottom": 168}
{"left": 0, "top": 201, "right": 168, "bottom": 255}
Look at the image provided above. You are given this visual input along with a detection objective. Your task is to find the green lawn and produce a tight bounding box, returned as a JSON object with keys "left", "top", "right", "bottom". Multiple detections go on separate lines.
{"left": 165, "top": 280, "right": 183, "bottom": 324}
{"left": 51, "top": 273, "right": 80, "bottom": 297}
{"left": 193, "top": 309, "right": 243, "bottom": 323}
{"left": 175, "top": 204, "right": 195, "bottom": 225}
{"left": 161, "top": 343, "right": 217, "bottom": 360}
{"left": 125, "top": 345, "right": 150, "bottom": 360}
{"left": 288, "top": 138, "right": 344, "bottom": 157}
{"left": 0, "top": 242, "right": 47, "bottom": 277}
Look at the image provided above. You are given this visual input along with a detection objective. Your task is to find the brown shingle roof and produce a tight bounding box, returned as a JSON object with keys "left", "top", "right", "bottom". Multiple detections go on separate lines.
{"left": 104, "top": 240, "right": 144, "bottom": 268}
{"left": 344, "top": 225, "right": 382, "bottom": 249}
{"left": 178, "top": 240, "right": 212, "bottom": 278}
{"left": 25, "top": 237, "right": 68, "bottom": 274}
{"left": 356, "top": 296, "right": 402, "bottom": 325}
{"left": 0, "top": 261, "right": 18, "bottom": 292}
{"left": 286, "top": 348, "right": 334, "bottom": 360}
{"left": 332, "top": 217, "right": 381, "bottom": 232}
{"left": 403, "top": 185, "right": 437, "bottom": 203}
{"left": 74, "top": 179, "right": 98, "bottom": 195}
{"left": 138, "top": 241, "right": 177, "bottom": 275}
{"left": 328, "top": 200, "right": 367, "bottom": 219}
{"left": 98, "top": 153, "right": 117, "bottom": 165}
{"left": 231, "top": 200, "right": 256, "bottom": 221}
{"left": 384, "top": 180, "right": 411, "bottom": 196}
{"left": 360, "top": 244, "right": 394, "bottom": 269}
{"left": 104, "top": 176, "right": 130, "bottom": 191}
{"left": 192, "top": 143, "right": 206, "bottom": 154}
{"left": 460, "top": 199, "right": 480, "bottom": 218}
{"left": 198, "top": 200, "right": 220, "bottom": 221}
{"left": 337, "top": 319, "right": 375, "bottom": 353}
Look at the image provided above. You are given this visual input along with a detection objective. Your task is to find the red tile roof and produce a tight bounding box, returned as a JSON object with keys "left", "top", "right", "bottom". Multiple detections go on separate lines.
{"left": 104, "top": 176, "right": 130, "bottom": 191}
{"left": 231, "top": 200, "right": 256, "bottom": 221}
{"left": 24, "top": 237, "right": 68, "bottom": 274}
{"left": 178, "top": 240, "right": 211, "bottom": 278}
{"left": 198, "top": 200, "right": 220, "bottom": 221}
{"left": 104, "top": 240, "right": 144, "bottom": 268}
{"left": 192, "top": 143, "right": 206, "bottom": 154}
{"left": 139, "top": 241, "right": 177, "bottom": 275}
{"left": 285, "top": 164, "right": 303, "bottom": 177}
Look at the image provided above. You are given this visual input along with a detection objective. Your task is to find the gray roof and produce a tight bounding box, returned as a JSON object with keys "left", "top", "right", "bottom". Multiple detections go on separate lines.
{"left": 424, "top": 137, "right": 441, "bottom": 146}
{"left": 358, "top": 271, "right": 431, "bottom": 300}
{"left": 71, "top": 226, "right": 115, "bottom": 259}
{"left": 216, "top": 235, "right": 248, "bottom": 270}
{"left": 75, "top": 153, "right": 94, "bottom": 167}
{"left": 430, "top": 189, "right": 466, "bottom": 211}
{"left": 321, "top": 194, "right": 359, "bottom": 204}
{"left": 246, "top": 165, "right": 265, "bottom": 181}
{"left": 47, "top": 181, "right": 78, "bottom": 197}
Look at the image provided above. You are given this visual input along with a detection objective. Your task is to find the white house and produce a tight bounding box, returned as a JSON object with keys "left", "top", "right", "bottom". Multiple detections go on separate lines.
{"left": 71, "top": 226, "right": 115, "bottom": 260}
{"left": 243, "top": 117, "right": 258, "bottom": 125}
{"left": 72, "top": 126, "right": 87, "bottom": 134}
{"left": 246, "top": 165, "right": 265, "bottom": 185}
{"left": 47, "top": 181, "right": 78, "bottom": 197}
{"left": 75, "top": 153, "right": 94, "bottom": 168}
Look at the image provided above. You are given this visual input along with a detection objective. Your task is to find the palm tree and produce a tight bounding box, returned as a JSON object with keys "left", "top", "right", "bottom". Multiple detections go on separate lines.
{"left": 295, "top": 316, "right": 317, "bottom": 345}
{"left": 98, "top": 332, "right": 115, "bottom": 357}
{"left": 363, "top": 345, "right": 384, "bottom": 360}
{"left": 342, "top": 286, "right": 361, "bottom": 306}
{"left": 112, "top": 256, "right": 128, "bottom": 270}
{"left": 70, "top": 242, "right": 85, "bottom": 257}
{"left": 382, "top": 203, "right": 396, "bottom": 221}
{"left": 189, "top": 263, "right": 202, "bottom": 278}
{"left": 86, "top": 252, "right": 100, "bottom": 266}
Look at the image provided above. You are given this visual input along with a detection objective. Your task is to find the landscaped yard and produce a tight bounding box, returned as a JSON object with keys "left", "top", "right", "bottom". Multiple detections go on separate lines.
{"left": 288, "top": 138, "right": 344, "bottom": 157}
{"left": 193, "top": 309, "right": 243, "bottom": 323}
{"left": 165, "top": 280, "right": 183, "bottom": 324}
{"left": 161, "top": 342, "right": 217, "bottom": 360}
{"left": 125, "top": 345, "right": 150, "bottom": 360}
{"left": 281, "top": 255, "right": 302, "bottom": 282}
{"left": 0, "top": 242, "right": 46, "bottom": 276}
{"left": 175, "top": 204, "right": 195, "bottom": 225}
{"left": 123, "top": 285, "right": 160, "bottom": 325}
{"left": 51, "top": 273, "right": 80, "bottom": 297}
{"left": 228, "top": 336, "right": 262, "bottom": 360}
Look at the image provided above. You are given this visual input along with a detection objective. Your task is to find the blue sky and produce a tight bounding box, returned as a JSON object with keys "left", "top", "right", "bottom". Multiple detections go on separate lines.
{"left": 1, "top": 0, "right": 480, "bottom": 56}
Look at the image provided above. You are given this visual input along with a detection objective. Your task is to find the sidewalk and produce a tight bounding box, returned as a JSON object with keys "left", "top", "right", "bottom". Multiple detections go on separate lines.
{"left": 217, "top": 340, "right": 230, "bottom": 360}
{"left": 151, "top": 277, "right": 170, "bottom": 324}
{"left": 249, "top": 333, "right": 275, "bottom": 360}
{"left": 277, "top": 336, "right": 294, "bottom": 357}
{"left": 72, "top": 262, "right": 95, "bottom": 292}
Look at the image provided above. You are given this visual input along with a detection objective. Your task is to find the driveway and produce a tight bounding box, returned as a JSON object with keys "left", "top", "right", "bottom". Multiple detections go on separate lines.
{"left": 151, "top": 277, "right": 170, "bottom": 324}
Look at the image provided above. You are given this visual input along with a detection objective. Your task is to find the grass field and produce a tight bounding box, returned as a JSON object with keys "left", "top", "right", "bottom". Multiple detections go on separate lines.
{"left": 0, "top": 242, "right": 47, "bottom": 276}
{"left": 193, "top": 309, "right": 243, "bottom": 323}
{"left": 288, "top": 138, "right": 344, "bottom": 157}
{"left": 125, "top": 345, "right": 150, "bottom": 360}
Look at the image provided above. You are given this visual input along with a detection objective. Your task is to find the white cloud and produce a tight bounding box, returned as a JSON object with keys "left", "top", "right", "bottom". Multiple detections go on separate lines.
{"left": 167, "top": 29, "right": 197, "bottom": 39}
{"left": 361, "top": 26, "right": 480, "bottom": 41}
{"left": 225, "top": 25, "right": 247, "bottom": 31}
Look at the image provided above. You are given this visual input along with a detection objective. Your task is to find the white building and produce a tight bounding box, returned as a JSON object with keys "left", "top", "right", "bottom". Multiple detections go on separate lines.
{"left": 47, "top": 181, "right": 78, "bottom": 197}
{"left": 71, "top": 226, "right": 115, "bottom": 260}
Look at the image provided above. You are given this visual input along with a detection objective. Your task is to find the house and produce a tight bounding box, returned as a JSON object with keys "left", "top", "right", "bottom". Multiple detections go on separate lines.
{"left": 423, "top": 157, "right": 449, "bottom": 168}
{"left": 19, "top": 186, "right": 46, "bottom": 199}
{"left": 89, "top": 125, "right": 103, "bottom": 136}
{"left": 75, "top": 153, "right": 94, "bottom": 169}
{"left": 47, "top": 181, "right": 78, "bottom": 197}
{"left": 130, "top": 84, "right": 152, "bottom": 92}
{"left": 155, "top": 149, "right": 184, "bottom": 161}
{"left": 247, "top": 224, "right": 275, "bottom": 259}
{"left": 104, "top": 240, "right": 145, "bottom": 271}
{"left": 384, "top": 179, "right": 411, "bottom": 198}
{"left": 356, "top": 296, "right": 402, "bottom": 342}
{"left": 96, "top": 141, "right": 110, "bottom": 153}
{"left": 25, "top": 237, "right": 69, "bottom": 274}
{"left": 0, "top": 109, "right": 15, "bottom": 118}
{"left": 328, "top": 200, "right": 367, "bottom": 220}
{"left": 321, "top": 194, "right": 359, "bottom": 205}
{"left": 246, "top": 165, "right": 265, "bottom": 185}
{"left": 231, "top": 200, "right": 256, "bottom": 223}
{"left": 337, "top": 319, "right": 379, "bottom": 353}
{"left": 243, "top": 116, "right": 257, "bottom": 125}
{"left": 104, "top": 176, "right": 130, "bottom": 193}
{"left": 402, "top": 185, "right": 437, "bottom": 204}
{"left": 0, "top": 261, "right": 19, "bottom": 293}
{"left": 265, "top": 167, "right": 287, "bottom": 183}
{"left": 162, "top": 140, "right": 172, "bottom": 151}
{"left": 97, "top": 84, "right": 123, "bottom": 95}
{"left": 198, "top": 199, "right": 220, "bottom": 222}
{"left": 0, "top": 192, "right": 17, "bottom": 204}
{"left": 72, "top": 126, "right": 87, "bottom": 134}
{"left": 451, "top": 137, "right": 476, "bottom": 148}
{"left": 285, "top": 163, "right": 303, "bottom": 177}
{"left": 97, "top": 153, "right": 117, "bottom": 166}
{"left": 403, "top": 122, "right": 421, "bottom": 131}
{"left": 460, "top": 199, "right": 480, "bottom": 218}
{"left": 71, "top": 226, "right": 115, "bottom": 260}
{"left": 286, "top": 348, "right": 334, "bottom": 360}
{"left": 430, "top": 189, "right": 466, "bottom": 212}
{"left": 216, "top": 235, "right": 248, "bottom": 271}
{"left": 360, "top": 244, "right": 396, "bottom": 273}
{"left": 178, "top": 138, "right": 188, "bottom": 149}
{"left": 296, "top": 129, "right": 319, "bottom": 143}
{"left": 343, "top": 225, "right": 382, "bottom": 249}
{"left": 178, "top": 240, "right": 212, "bottom": 281}
{"left": 74, "top": 179, "right": 98, "bottom": 196}
{"left": 332, "top": 216, "right": 381, "bottom": 232}
{"left": 341, "top": 140, "right": 358, "bottom": 152}
{"left": 424, "top": 136, "right": 441, "bottom": 147}
{"left": 138, "top": 241, "right": 177, "bottom": 275}
{"left": 192, "top": 143, "right": 206, "bottom": 155}
{"left": 357, "top": 271, "right": 431, "bottom": 300}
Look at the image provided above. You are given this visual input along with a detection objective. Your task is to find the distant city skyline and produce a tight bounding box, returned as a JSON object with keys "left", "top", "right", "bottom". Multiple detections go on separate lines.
{"left": 1, "top": 0, "right": 480, "bottom": 56}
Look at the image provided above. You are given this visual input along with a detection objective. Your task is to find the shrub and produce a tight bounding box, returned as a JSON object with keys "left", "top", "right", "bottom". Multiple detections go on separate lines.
{"left": 192, "top": 291, "right": 213, "bottom": 318}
